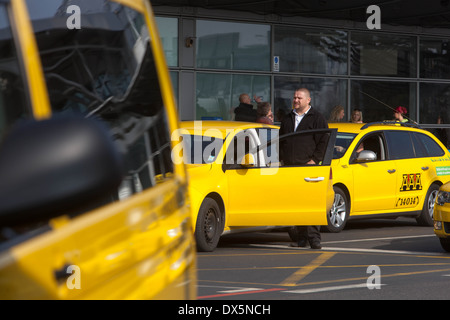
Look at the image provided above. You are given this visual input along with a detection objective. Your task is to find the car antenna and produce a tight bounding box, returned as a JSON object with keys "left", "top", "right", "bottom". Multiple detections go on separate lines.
{"left": 359, "top": 90, "right": 418, "bottom": 125}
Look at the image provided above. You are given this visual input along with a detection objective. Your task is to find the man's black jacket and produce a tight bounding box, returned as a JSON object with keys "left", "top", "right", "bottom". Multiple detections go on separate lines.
{"left": 279, "top": 107, "right": 329, "bottom": 165}
{"left": 234, "top": 103, "right": 257, "bottom": 122}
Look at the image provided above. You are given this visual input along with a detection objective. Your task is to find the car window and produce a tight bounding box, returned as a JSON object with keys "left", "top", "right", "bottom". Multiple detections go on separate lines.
{"left": 26, "top": 0, "right": 174, "bottom": 200}
{"left": 385, "top": 131, "right": 415, "bottom": 160}
{"left": 0, "top": 4, "right": 31, "bottom": 144}
{"left": 411, "top": 132, "right": 428, "bottom": 158}
{"left": 225, "top": 129, "right": 260, "bottom": 168}
{"left": 415, "top": 132, "right": 445, "bottom": 157}
{"left": 181, "top": 134, "right": 224, "bottom": 164}
{"left": 255, "top": 129, "right": 334, "bottom": 167}
{"left": 333, "top": 132, "right": 357, "bottom": 159}
{"left": 351, "top": 132, "right": 386, "bottom": 162}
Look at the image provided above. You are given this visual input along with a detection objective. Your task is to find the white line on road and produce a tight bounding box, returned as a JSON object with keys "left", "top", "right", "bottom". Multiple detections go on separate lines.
{"left": 250, "top": 243, "right": 445, "bottom": 256}
{"left": 283, "top": 283, "right": 385, "bottom": 294}
{"left": 322, "top": 234, "right": 434, "bottom": 244}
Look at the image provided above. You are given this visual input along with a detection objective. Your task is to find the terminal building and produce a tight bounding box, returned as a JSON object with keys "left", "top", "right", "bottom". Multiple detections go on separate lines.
{"left": 152, "top": 0, "right": 450, "bottom": 146}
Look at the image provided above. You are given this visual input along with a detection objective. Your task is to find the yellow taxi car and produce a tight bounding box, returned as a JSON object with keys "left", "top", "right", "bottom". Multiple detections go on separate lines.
{"left": 175, "top": 121, "right": 337, "bottom": 252}
{"left": 433, "top": 182, "right": 450, "bottom": 252}
{"left": 325, "top": 121, "right": 450, "bottom": 233}
{"left": 0, "top": 0, "right": 196, "bottom": 299}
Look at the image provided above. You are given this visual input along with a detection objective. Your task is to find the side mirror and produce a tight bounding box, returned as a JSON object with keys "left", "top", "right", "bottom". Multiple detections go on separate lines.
{"left": 0, "top": 116, "right": 124, "bottom": 227}
{"left": 240, "top": 153, "right": 255, "bottom": 168}
{"left": 354, "top": 150, "right": 377, "bottom": 163}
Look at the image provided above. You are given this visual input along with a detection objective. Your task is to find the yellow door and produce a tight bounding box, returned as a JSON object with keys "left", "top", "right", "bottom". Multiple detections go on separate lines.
{"left": 225, "top": 128, "right": 334, "bottom": 227}
{"left": 226, "top": 165, "right": 330, "bottom": 226}
{"left": 351, "top": 161, "right": 398, "bottom": 213}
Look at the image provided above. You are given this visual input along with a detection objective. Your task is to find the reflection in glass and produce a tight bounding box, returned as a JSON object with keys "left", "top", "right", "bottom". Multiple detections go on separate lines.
{"left": 351, "top": 80, "right": 416, "bottom": 123}
{"left": 196, "top": 20, "right": 270, "bottom": 71}
{"left": 420, "top": 38, "right": 450, "bottom": 79}
{"left": 0, "top": 5, "right": 30, "bottom": 143}
{"left": 419, "top": 83, "right": 450, "bottom": 125}
{"left": 156, "top": 17, "right": 178, "bottom": 67}
{"left": 351, "top": 32, "right": 416, "bottom": 78}
{"left": 274, "top": 27, "right": 347, "bottom": 75}
{"left": 26, "top": 0, "right": 174, "bottom": 199}
{"left": 196, "top": 73, "right": 270, "bottom": 120}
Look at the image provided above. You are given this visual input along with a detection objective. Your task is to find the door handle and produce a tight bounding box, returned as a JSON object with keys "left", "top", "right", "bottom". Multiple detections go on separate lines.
{"left": 304, "top": 177, "right": 325, "bottom": 182}
{"left": 387, "top": 169, "right": 396, "bottom": 174}
{"left": 421, "top": 166, "right": 429, "bottom": 171}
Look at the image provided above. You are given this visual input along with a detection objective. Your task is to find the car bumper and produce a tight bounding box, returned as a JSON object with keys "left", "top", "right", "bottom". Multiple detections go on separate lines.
{"left": 434, "top": 204, "right": 450, "bottom": 238}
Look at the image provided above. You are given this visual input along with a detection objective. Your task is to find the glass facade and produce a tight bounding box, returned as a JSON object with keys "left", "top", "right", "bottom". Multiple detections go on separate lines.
{"left": 351, "top": 32, "right": 417, "bottom": 78}
{"left": 196, "top": 20, "right": 271, "bottom": 71}
{"left": 274, "top": 27, "right": 347, "bottom": 75}
{"left": 155, "top": 13, "right": 450, "bottom": 135}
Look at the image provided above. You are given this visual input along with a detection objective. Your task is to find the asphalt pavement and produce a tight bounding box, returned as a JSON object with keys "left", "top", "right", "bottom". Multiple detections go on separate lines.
{"left": 196, "top": 217, "right": 450, "bottom": 301}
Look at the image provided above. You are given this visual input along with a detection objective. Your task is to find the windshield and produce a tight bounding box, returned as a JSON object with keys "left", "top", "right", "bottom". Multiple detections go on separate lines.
{"left": 182, "top": 134, "right": 224, "bottom": 164}
{"left": 26, "top": 0, "right": 161, "bottom": 117}
{"left": 333, "top": 132, "right": 357, "bottom": 159}
{"left": 0, "top": 4, "right": 31, "bottom": 144}
{"left": 26, "top": 0, "right": 174, "bottom": 199}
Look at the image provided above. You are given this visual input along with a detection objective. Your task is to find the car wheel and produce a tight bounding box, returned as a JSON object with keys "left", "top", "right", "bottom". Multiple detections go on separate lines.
{"left": 324, "top": 186, "right": 348, "bottom": 233}
{"left": 439, "top": 238, "right": 450, "bottom": 252}
{"left": 416, "top": 184, "right": 439, "bottom": 226}
{"left": 195, "top": 198, "right": 223, "bottom": 252}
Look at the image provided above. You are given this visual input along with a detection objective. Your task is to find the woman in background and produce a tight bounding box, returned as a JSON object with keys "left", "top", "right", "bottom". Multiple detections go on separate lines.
{"left": 329, "top": 105, "right": 345, "bottom": 122}
{"left": 351, "top": 109, "right": 363, "bottom": 123}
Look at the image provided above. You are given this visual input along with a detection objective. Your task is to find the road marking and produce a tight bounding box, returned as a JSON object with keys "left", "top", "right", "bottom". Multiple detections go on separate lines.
{"left": 284, "top": 283, "right": 385, "bottom": 294}
{"left": 218, "top": 288, "right": 262, "bottom": 293}
{"left": 250, "top": 243, "right": 446, "bottom": 256}
{"left": 197, "top": 288, "right": 284, "bottom": 299}
{"left": 323, "top": 234, "right": 434, "bottom": 244}
{"left": 280, "top": 252, "right": 336, "bottom": 286}
{"left": 321, "top": 246, "right": 445, "bottom": 256}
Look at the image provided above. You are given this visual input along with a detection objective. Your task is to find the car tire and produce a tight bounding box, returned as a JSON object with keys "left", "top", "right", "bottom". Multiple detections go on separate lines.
{"left": 439, "top": 238, "right": 450, "bottom": 252}
{"left": 416, "top": 184, "right": 439, "bottom": 226}
{"left": 324, "top": 186, "right": 348, "bottom": 233}
{"left": 195, "top": 198, "right": 223, "bottom": 252}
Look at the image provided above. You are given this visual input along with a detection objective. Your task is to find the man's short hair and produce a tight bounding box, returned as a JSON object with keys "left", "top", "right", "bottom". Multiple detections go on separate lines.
{"left": 295, "top": 88, "right": 311, "bottom": 98}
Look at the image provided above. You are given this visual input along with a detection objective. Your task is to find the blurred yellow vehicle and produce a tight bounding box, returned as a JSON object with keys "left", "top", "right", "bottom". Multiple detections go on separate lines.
{"left": 176, "top": 121, "right": 337, "bottom": 252}
{"left": 433, "top": 182, "right": 450, "bottom": 252}
{"left": 326, "top": 122, "right": 450, "bottom": 232}
{"left": 0, "top": 0, "right": 196, "bottom": 299}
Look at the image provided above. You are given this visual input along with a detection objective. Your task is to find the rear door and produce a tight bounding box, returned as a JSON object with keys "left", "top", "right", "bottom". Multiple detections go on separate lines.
{"left": 351, "top": 132, "right": 398, "bottom": 213}
{"left": 226, "top": 128, "right": 337, "bottom": 226}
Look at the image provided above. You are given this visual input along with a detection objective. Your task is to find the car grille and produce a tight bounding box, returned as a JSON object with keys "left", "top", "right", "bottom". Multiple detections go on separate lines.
{"left": 444, "top": 222, "right": 450, "bottom": 234}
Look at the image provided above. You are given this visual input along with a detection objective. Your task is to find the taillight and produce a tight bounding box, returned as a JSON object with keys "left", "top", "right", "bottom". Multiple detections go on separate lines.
{"left": 329, "top": 167, "right": 333, "bottom": 180}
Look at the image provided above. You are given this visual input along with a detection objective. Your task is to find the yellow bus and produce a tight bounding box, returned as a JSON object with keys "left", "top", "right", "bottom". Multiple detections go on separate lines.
{"left": 0, "top": 0, "right": 196, "bottom": 299}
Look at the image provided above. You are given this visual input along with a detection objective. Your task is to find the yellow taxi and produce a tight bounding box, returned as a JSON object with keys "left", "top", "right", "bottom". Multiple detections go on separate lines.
{"left": 0, "top": 0, "right": 196, "bottom": 299}
{"left": 326, "top": 121, "right": 450, "bottom": 232}
{"left": 175, "top": 121, "right": 337, "bottom": 251}
{"left": 433, "top": 182, "right": 450, "bottom": 252}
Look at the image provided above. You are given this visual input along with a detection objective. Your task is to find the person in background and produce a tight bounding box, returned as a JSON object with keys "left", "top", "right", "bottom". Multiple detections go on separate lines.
{"left": 329, "top": 105, "right": 345, "bottom": 122}
{"left": 256, "top": 102, "right": 274, "bottom": 125}
{"left": 393, "top": 106, "right": 408, "bottom": 123}
{"left": 350, "top": 109, "right": 363, "bottom": 123}
{"left": 234, "top": 93, "right": 261, "bottom": 122}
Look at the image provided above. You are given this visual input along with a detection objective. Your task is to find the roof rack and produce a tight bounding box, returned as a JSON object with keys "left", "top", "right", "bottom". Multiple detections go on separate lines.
{"left": 360, "top": 121, "right": 422, "bottom": 130}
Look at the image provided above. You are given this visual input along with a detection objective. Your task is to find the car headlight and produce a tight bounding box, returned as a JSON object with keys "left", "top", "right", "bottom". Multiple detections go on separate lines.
{"left": 437, "top": 190, "right": 450, "bottom": 206}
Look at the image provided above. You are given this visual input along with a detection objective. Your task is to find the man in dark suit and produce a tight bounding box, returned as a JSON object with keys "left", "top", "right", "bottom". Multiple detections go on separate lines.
{"left": 279, "top": 88, "right": 328, "bottom": 249}
{"left": 234, "top": 93, "right": 259, "bottom": 122}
